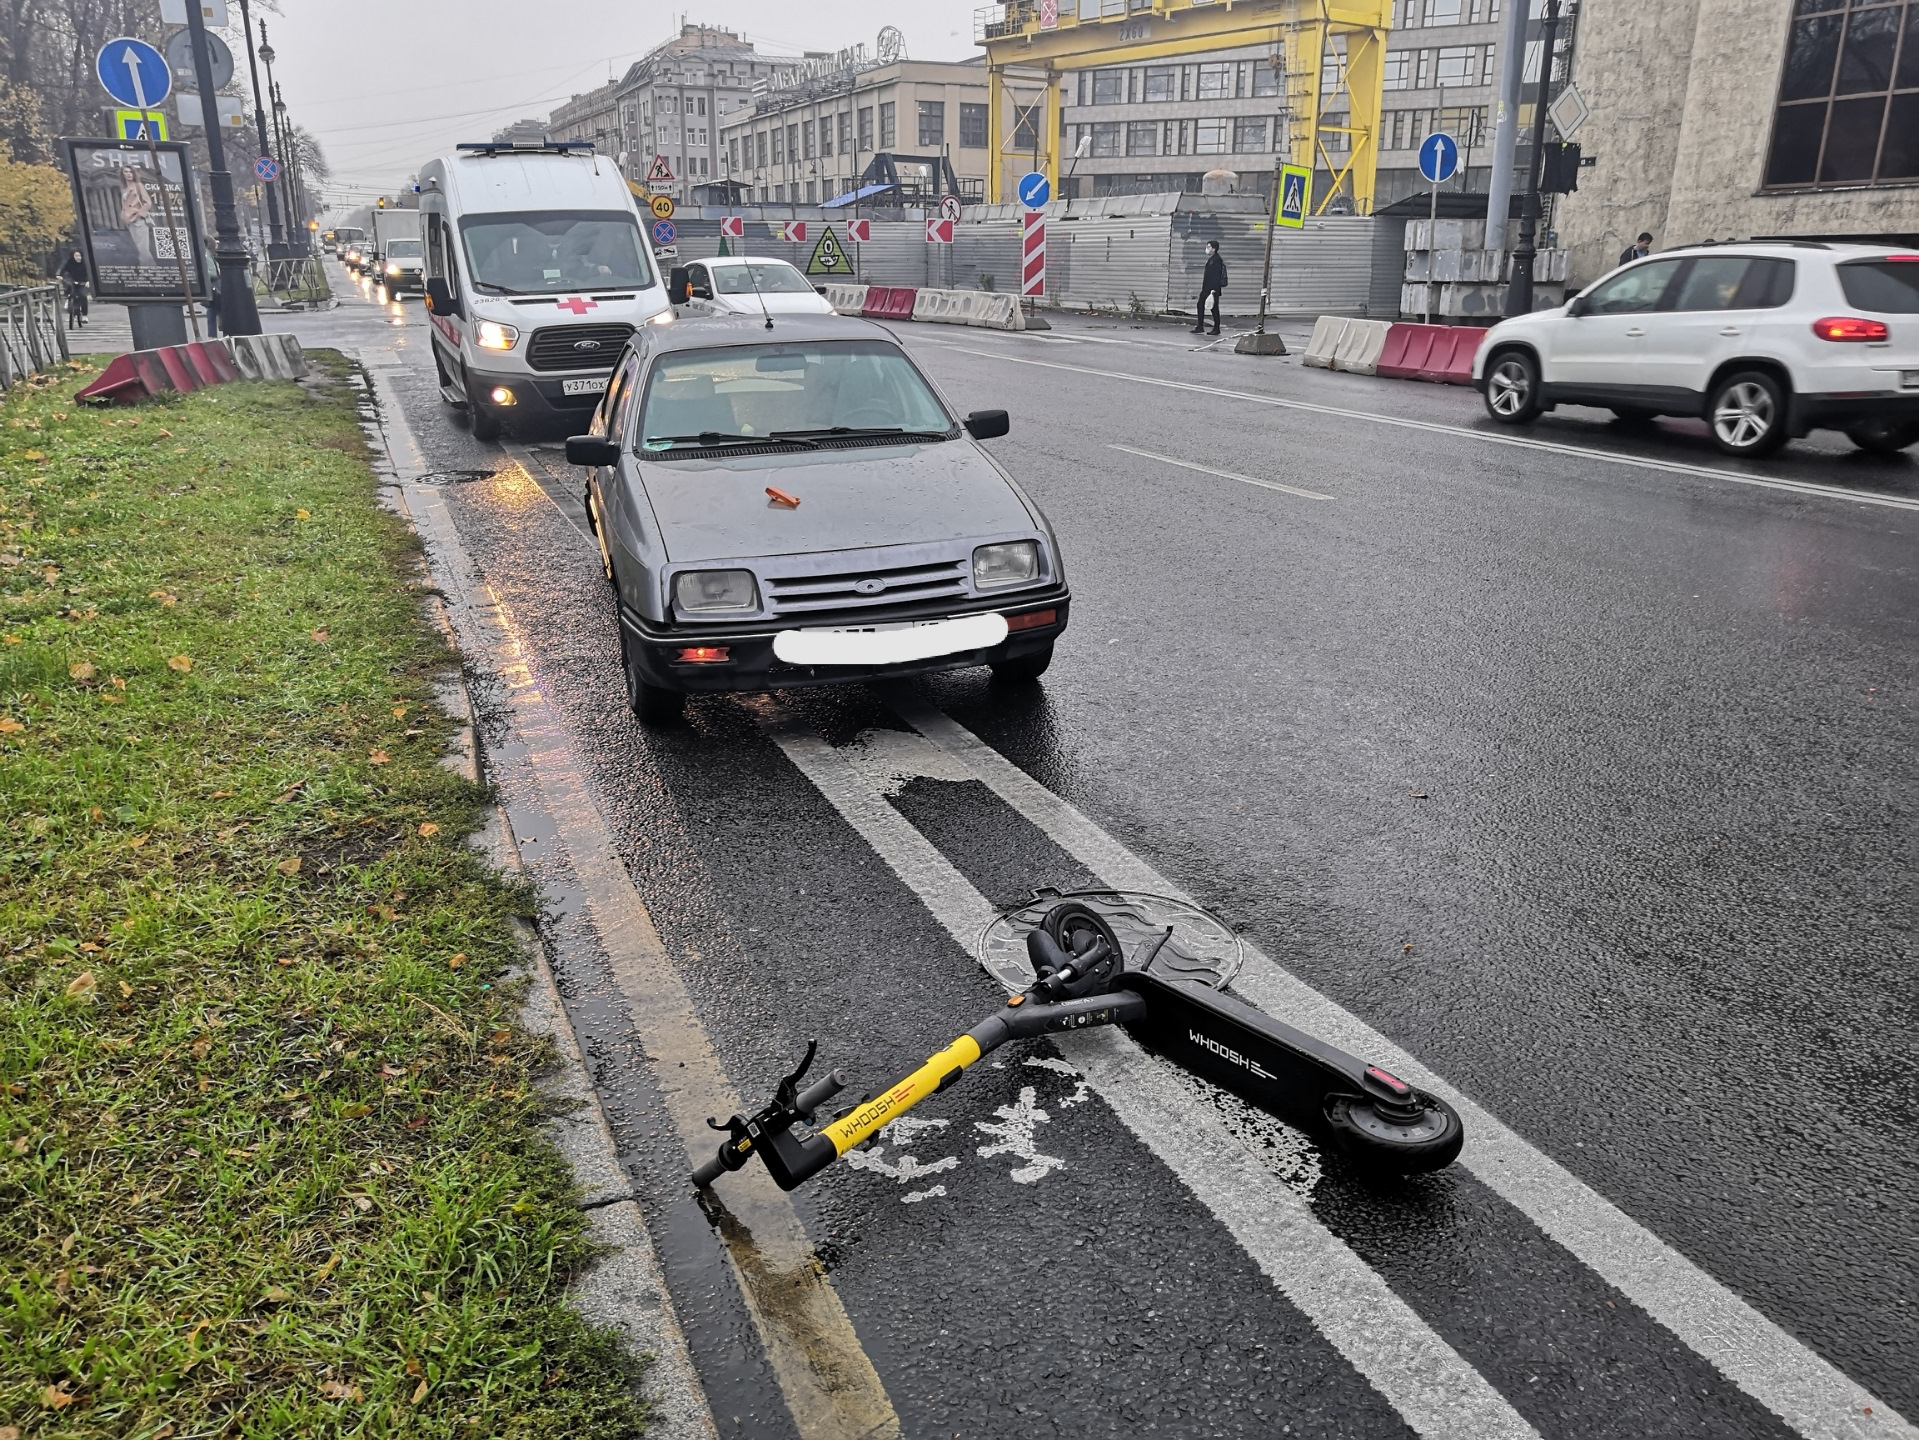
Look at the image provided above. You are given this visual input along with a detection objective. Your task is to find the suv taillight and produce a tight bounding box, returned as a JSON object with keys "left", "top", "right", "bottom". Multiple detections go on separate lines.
{"left": 1811, "top": 316, "right": 1890, "bottom": 342}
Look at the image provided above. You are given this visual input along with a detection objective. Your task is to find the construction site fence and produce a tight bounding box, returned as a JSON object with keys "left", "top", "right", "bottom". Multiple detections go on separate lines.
{"left": 0, "top": 283, "right": 69, "bottom": 392}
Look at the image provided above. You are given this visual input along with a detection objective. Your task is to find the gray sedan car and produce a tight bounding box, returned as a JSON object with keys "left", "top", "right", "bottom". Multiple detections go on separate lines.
{"left": 564, "top": 313, "right": 1070, "bottom": 723}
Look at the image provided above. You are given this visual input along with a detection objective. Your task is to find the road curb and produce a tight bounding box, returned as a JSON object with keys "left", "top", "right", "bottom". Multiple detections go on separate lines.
{"left": 354, "top": 352, "right": 719, "bottom": 1440}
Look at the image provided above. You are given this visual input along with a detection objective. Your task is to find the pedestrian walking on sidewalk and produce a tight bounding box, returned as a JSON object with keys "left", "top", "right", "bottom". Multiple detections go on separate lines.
{"left": 1193, "top": 240, "right": 1226, "bottom": 335}
{"left": 1617, "top": 232, "right": 1654, "bottom": 267}
{"left": 60, "top": 249, "right": 89, "bottom": 329}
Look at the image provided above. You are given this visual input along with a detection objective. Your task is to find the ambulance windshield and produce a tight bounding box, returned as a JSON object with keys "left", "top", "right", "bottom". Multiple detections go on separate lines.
{"left": 460, "top": 210, "right": 654, "bottom": 294}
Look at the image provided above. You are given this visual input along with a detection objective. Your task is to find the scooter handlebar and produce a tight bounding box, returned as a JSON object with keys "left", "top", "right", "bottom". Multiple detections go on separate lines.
{"left": 795, "top": 1070, "right": 847, "bottom": 1119}
{"left": 691, "top": 1153, "right": 728, "bottom": 1188}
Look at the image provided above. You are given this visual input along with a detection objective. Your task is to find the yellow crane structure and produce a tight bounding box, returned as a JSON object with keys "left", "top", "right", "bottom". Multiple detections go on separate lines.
{"left": 979, "top": 0, "right": 1393, "bottom": 215}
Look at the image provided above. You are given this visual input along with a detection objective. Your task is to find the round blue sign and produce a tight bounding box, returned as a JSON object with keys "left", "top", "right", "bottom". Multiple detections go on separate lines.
{"left": 1016, "top": 170, "right": 1051, "bottom": 209}
{"left": 96, "top": 36, "right": 170, "bottom": 110}
{"left": 1418, "top": 131, "right": 1460, "bottom": 185}
{"left": 254, "top": 155, "right": 281, "bottom": 182}
{"left": 652, "top": 218, "right": 677, "bottom": 246}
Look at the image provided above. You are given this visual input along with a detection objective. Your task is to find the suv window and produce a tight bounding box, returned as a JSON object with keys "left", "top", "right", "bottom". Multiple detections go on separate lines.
{"left": 1836, "top": 259, "right": 1919, "bottom": 313}
{"left": 1669, "top": 256, "right": 1796, "bottom": 310}
{"left": 1583, "top": 259, "right": 1683, "bottom": 314}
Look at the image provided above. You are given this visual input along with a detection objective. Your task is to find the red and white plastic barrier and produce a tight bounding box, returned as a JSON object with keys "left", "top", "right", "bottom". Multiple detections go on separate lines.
{"left": 76, "top": 333, "right": 309, "bottom": 404}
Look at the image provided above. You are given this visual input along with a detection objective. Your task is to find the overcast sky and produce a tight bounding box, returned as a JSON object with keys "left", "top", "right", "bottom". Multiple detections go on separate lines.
{"left": 264, "top": 3, "right": 982, "bottom": 215}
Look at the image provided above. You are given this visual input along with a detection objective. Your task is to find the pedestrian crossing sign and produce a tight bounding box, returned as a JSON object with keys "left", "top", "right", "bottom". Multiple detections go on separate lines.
{"left": 1277, "top": 164, "right": 1310, "bottom": 229}
{"left": 111, "top": 108, "right": 168, "bottom": 141}
{"left": 805, "top": 225, "right": 854, "bottom": 277}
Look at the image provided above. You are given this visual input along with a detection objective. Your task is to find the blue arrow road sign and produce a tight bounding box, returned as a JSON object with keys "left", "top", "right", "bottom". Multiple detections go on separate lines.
{"left": 652, "top": 218, "right": 677, "bottom": 246}
{"left": 96, "top": 37, "right": 170, "bottom": 111}
{"left": 1419, "top": 131, "right": 1460, "bottom": 185}
{"left": 254, "top": 155, "right": 281, "bottom": 182}
{"left": 1016, "top": 170, "right": 1050, "bottom": 209}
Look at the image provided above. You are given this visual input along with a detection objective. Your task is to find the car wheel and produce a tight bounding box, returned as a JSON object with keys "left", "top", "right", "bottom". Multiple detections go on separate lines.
{"left": 1708, "top": 371, "right": 1788, "bottom": 457}
{"left": 1483, "top": 350, "right": 1542, "bottom": 424}
{"left": 619, "top": 626, "right": 685, "bottom": 725}
{"left": 463, "top": 366, "right": 502, "bottom": 441}
{"left": 1844, "top": 419, "right": 1919, "bottom": 456}
{"left": 990, "top": 642, "right": 1053, "bottom": 684}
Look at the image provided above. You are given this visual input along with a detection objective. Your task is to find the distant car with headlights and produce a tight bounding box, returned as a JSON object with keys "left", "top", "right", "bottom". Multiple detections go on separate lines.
{"left": 1474, "top": 242, "right": 1919, "bottom": 456}
{"left": 667, "top": 257, "right": 836, "bottom": 318}
{"left": 416, "top": 139, "right": 671, "bottom": 441}
{"left": 381, "top": 237, "right": 424, "bottom": 294}
{"left": 563, "top": 313, "right": 1069, "bottom": 723}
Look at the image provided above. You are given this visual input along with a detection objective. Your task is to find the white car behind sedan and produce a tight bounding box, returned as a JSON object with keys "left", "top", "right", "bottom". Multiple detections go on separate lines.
{"left": 1472, "top": 243, "right": 1919, "bottom": 456}
{"left": 667, "top": 257, "right": 837, "bottom": 318}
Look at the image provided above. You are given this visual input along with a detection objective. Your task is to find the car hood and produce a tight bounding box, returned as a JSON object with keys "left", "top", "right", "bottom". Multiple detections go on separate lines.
{"left": 638, "top": 441, "right": 1034, "bottom": 563}
{"left": 713, "top": 292, "right": 836, "bottom": 315}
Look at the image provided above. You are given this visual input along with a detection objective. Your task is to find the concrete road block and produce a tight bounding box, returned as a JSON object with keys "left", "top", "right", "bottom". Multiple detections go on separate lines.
{"left": 824, "top": 283, "right": 868, "bottom": 315}
{"left": 1301, "top": 315, "right": 1349, "bottom": 369}
{"left": 1329, "top": 318, "right": 1393, "bottom": 375}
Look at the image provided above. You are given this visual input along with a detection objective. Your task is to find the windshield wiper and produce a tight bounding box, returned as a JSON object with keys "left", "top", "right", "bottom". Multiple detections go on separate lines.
{"left": 644, "top": 431, "right": 818, "bottom": 450}
{"left": 770, "top": 426, "right": 952, "bottom": 441}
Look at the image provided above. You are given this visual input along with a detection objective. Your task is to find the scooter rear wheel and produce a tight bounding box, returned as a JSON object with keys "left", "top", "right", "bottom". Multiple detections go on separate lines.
{"left": 1325, "top": 1088, "right": 1464, "bottom": 1174}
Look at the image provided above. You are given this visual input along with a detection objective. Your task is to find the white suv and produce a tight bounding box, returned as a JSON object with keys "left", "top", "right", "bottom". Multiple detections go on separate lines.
{"left": 1472, "top": 243, "right": 1919, "bottom": 457}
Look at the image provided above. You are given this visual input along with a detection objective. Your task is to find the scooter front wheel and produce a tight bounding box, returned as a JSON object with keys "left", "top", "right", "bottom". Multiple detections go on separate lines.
{"left": 1325, "top": 1089, "right": 1464, "bottom": 1174}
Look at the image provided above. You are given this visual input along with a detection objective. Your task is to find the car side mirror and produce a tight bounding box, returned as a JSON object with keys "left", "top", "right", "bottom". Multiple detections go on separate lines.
{"left": 425, "top": 276, "right": 461, "bottom": 318}
{"left": 668, "top": 266, "right": 692, "bottom": 304}
{"left": 1567, "top": 294, "right": 1590, "bottom": 318}
{"left": 964, "top": 409, "right": 1010, "bottom": 440}
{"left": 565, "top": 434, "right": 622, "bottom": 468}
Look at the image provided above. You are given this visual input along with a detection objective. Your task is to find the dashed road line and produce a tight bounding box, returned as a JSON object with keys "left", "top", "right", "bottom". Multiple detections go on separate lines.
{"left": 1109, "top": 442, "right": 1336, "bottom": 500}
{"left": 883, "top": 692, "right": 1915, "bottom": 1440}
{"left": 764, "top": 712, "right": 1543, "bottom": 1440}
{"left": 929, "top": 340, "right": 1919, "bottom": 512}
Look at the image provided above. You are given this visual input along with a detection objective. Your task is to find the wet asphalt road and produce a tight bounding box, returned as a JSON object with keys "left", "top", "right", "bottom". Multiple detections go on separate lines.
{"left": 300, "top": 270, "right": 1913, "bottom": 1439}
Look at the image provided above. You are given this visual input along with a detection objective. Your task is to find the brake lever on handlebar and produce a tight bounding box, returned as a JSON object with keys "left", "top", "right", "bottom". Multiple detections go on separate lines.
{"left": 693, "top": 1041, "right": 849, "bottom": 1192}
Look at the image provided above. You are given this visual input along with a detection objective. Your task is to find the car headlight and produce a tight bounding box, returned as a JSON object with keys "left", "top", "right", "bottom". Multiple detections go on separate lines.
{"left": 475, "top": 320, "right": 519, "bottom": 350}
{"left": 385, "top": 262, "right": 400, "bottom": 275}
{"left": 972, "top": 540, "right": 1040, "bottom": 590}
{"left": 674, "top": 569, "right": 759, "bottom": 615}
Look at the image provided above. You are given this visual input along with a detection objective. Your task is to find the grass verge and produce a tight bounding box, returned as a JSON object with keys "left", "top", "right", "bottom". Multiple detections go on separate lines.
{"left": 0, "top": 355, "right": 647, "bottom": 1438}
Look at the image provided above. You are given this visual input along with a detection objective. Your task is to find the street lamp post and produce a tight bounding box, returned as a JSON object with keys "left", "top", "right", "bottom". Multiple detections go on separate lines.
{"left": 259, "top": 32, "right": 298, "bottom": 248}
{"left": 237, "top": 0, "right": 284, "bottom": 250}
{"left": 1504, "top": 0, "right": 1563, "bottom": 318}
{"left": 182, "top": 0, "right": 261, "bottom": 334}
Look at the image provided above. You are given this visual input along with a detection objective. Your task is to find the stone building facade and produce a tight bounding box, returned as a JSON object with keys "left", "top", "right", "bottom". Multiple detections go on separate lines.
{"left": 1557, "top": 0, "right": 1919, "bottom": 284}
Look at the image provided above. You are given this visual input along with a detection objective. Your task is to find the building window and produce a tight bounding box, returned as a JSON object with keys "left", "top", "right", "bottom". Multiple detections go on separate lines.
{"left": 802, "top": 120, "right": 815, "bottom": 159}
{"left": 1435, "top": 45, "right": 1478, "bottom": 85}
{"left": 838, "top": 113, "right": 852, "bottom": 151}
{"left": 820, "top": 117, "right": 833, "bottom": 157}
{"left": 1233, "top": 116, "right": 1269, "bottom": 151}
{"left": 918, "top": 100, "right": 945, "bottom": 146}
{"left": 1441, "top": 104, "right": 1488, "bottom": 146}
{"left": 1194, "top": 117, "right": 1230, "bottom": 153}
{"left": 960, "top": 102, "right": 989, "bottom": 147}
{"left": 806, "top": 180, "right": 816, "bottom": 202}
{"left": 1140, "top": 65, "right": 1177, "bottom": 101}
{"left": 1125, "top": 120, "right": 1158, "bottom": 154}
{"left": 729, "top": 138, "right": 740, "bottom": 168}
{"left": 1384, "top": 51, "right": 1412, "bottom": 89}
{"left": 879, "top": 101, "right": 896, "bottom": 148}
{"left": 1011, "top": 102, "right": 1040, "bottom": 150}
{"left": 1091, "top": 68, "right": 1126, "bottom": 104}
{"left": 1424, "top": 0, "right": 1463, "bottom": 24}
{"left": 1197, "top": 61, "right": 1235, "bottom": 99}
{"left": 1765, "top": 0, "right": 1919, "bottom": 188}
{"left": 758, "top": 132, "right": 769, "bottom": 167}
{"left": 772, "top": 126, "right": 785, "bottom": 164}
{"left": 858, "top": 107, "right": 874, "bottom": 149}
{"left": 1252, "top": 59, "right": 1283, "bottom": 97}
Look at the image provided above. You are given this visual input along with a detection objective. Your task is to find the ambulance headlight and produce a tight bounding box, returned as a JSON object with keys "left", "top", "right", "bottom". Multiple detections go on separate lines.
{"left": 476, "top": 320, "right": 519, "bottom": 350}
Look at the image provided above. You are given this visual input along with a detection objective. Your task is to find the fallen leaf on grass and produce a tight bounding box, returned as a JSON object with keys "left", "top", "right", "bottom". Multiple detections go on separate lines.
{"left": 271, "top": 781, "right": 307, "bottom": 804}
{"left": 262, "top": 1285, "right": 292, "bottom": 1303}
{"left": 367, "top": 750, "right": 390, "bottom": 765}
{"left": 119, "top": 980, "right": 133, "bottom": 998}
{"left": 149, "top": 590, "right": 177, "bottom": 606}
{"left": 99, "top": 691, "right": 122, "bottom": 704}
{"left": 411, "top": 1379, "right": 429, "bottom": 1405}
{"left": 490, "top": 1029, "right": 513, "bottom": 1046}
{"left": 311, "top": 627, "right": 328, "bottom": 643}
{"left": 2, "top": 634, "right": 19, "bottom": 645}
{"left": 41, "top": 1384, "right": 74, "bottom": 1409}
{"left": 156, "top": 428, "right": 172, "bottom": 438}
{"left": 63, "top": 970, "right": 95, "bottom": 999}
{"left": 275, "top": 956, "right": 294, "bottom": 967}
{"left": 392, "top": 704, "right": 408, "bottom": 719}
{"left": 447, "top": 953, "right": 466, "bottom": 971}
{"left": 295, "top": 509, "right": 311, "bottom": 521}
{"left": 166, "top": 654, "right": 192, "bottom": 673}
{"left": 210, "top": 788, "right": 232, "bottom": 798}
{"left": 68, "top": 660, "right": 96, "bottom": 681}
{"left": 276, "top": 856, "right": 302, "bottom": 876}
{"left": 2, "top": 1422, "right": 21, "bottom": 1438}
{"left": 339, "top": 1103, "right": 371, "bottom": 1119}
{"left": 0, "top": 717, "right": 24, "bottom": 734}
{"left": 405, "top": 1116, "right": 428, "bottom": 1129}
{"left": 417, "top": 822, "right": 438, "bottom": 838}
{"left": 317, "top": 1379, "right": 362, "bottom": 1403}
{"left": 127, "top": 834, "right": 147, "bottom": 849}
{"left": 22, "top": 449, "right": 44, "bottom": 461}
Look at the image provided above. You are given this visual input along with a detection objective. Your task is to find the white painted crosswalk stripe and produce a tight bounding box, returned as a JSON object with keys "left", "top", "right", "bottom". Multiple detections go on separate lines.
{"left": 765, "top": 712, "right": 1544, "bottom": 1440}
{"left": 883, "top": 693, "right": 1915, "bottom": 1440}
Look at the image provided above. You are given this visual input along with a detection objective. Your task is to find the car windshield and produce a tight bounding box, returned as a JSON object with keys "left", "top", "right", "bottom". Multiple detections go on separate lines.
{"left": 461, "top": 210, "right": 653, "bottom": 294}
{"left": 711, "top": 262, "right": 815, "bottom": 296}
{"left": 637, "top": 340, "right": 954, "bottom": 451}
{"left": 385, "top": 239, "right": 421, "bottom": 257}
{"left": 1837, "top": 259, "right": 1919, "bottom": 314}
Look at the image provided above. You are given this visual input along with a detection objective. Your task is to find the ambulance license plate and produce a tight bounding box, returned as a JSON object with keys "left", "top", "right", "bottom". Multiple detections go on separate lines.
{"left": 562, "top": 376, "right": 609, "bottom": 396}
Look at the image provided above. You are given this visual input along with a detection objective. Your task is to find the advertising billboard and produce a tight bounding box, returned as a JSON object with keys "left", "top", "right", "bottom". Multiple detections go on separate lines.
{"left": 60, "top": 139, "right": 208, "bottom": 301}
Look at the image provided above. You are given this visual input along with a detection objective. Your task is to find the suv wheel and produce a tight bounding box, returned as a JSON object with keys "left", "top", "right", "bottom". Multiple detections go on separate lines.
{"left": 1844, "top": 419, "right": 1919, "bottom": 456}
{"left": 463, "top": 365, "right": 502, "bottom": 442}
{"left": 619, "top": 626, "right": 684, "bottom": 725}
{"left": 1708, "top": 371, "right": 1787, "bottom": 457}
{"left": 1483, "top": 350, "right": 1542, "bottom": 424}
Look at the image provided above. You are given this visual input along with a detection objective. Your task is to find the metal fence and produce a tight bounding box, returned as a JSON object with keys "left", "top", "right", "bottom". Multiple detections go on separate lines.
{"left": 0, "top": 284, "right": 70, "bottom": 392}
{"left": 258, "top": 255, "right": 332, "bottom": 310}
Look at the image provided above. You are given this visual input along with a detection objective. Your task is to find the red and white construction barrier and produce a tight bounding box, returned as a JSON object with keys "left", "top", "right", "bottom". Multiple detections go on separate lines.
{"left": 1021, "top": 211, "right": 1046, "bottom": 297}
{"left": 76, "top": 333, "right": 310, "bottom": 404}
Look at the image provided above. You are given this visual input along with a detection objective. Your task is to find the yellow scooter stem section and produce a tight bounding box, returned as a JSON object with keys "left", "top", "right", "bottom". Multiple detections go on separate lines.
{"left": 820, "top": 1035, "right": 983, "bottom": 1155}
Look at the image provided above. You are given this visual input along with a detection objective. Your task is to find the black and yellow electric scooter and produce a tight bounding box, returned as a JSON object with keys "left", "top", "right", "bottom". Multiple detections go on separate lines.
{"left": 692, "top": 896, "right": 1464, "bottom": 1193}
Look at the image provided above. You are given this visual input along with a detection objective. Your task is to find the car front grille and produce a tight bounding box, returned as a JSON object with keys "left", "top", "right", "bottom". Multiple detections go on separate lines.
{"left": 525, "top": 323, "right": 634, "bottom": 373}
{"left": 764, "top": 557, "right": 971, "bottom": 619}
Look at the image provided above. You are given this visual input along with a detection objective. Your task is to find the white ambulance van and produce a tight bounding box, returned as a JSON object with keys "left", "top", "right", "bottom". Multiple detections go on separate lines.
{"left": 416, "top": 140, "right": 671, "bottom": 440}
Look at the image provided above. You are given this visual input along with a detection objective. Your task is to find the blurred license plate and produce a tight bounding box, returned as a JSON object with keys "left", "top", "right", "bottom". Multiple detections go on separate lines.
{"left": 562, "top": 376, "right": 608, "bottom": 396}
{"left": 773, "top": 612, "right": 1010, "bottom": 667}
{"left": 1902, "top": 370, "right": 1919, "bottom": 390}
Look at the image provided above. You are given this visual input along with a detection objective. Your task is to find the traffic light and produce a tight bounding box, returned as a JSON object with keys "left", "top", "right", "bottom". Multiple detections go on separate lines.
{"left": 377, "top": 197, "right": 387, "bottom": 209}
{"left": 1541, "top": 142, "right": 1581, "bottom": 195}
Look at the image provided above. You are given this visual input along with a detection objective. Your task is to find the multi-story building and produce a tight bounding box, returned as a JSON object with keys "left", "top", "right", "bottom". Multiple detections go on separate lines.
{"left": 609, "top": 25, "right": 776, "bottom": 203}
{"left": 547, "top": 81, "right": 621, "bottom": 154}
{"left": 718, "top": 52, "right": 991, "bottom": 206}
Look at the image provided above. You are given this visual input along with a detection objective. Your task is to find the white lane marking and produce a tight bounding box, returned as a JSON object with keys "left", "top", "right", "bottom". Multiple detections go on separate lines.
{"left": 1108, "top": 442, "right": 1336, "bottom": 501}
{"left": 765, "top": 713, "right": 1542, "bottom": 1440}
{"left": 933, "top": 341, "right": 1919, "bottom": 513}
{"left": 973, "top": 1086, "right": 1065, "bottom": 1184}
{"left": 884, "top": 693, "right": 1916, "bottom": 1440}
